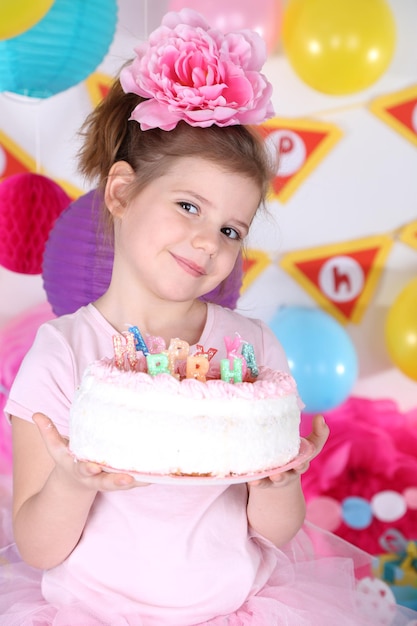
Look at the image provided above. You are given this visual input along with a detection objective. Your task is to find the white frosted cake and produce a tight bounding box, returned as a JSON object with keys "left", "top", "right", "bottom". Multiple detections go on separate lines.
{"left": 69, "top": 357, "right": 301, "bottom": 478}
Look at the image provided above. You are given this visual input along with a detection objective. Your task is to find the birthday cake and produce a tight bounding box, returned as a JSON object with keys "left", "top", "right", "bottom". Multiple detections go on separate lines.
{"left": 69, "top": 330, "right": 301, "bottom": 478}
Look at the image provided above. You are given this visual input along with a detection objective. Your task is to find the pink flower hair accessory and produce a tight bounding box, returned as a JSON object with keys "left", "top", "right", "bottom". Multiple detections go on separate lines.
{"left": 120, "top": 9, "right": 275, "bottom": 131}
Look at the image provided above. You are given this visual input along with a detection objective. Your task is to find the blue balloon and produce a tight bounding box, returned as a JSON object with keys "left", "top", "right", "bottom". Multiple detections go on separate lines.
{"left": 0, "top": 0, "right": 117, "bottom": 98}
{"left": 269, "top": 306, "right": 358, "bottom": 413}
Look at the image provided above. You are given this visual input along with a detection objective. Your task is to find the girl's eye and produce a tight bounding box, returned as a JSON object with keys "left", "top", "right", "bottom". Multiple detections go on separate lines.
{"left": 178, "top": 201, "right": 198, "bottom": 214}
{"left": 221, "top": 226, "right": 241, "bottom": 241}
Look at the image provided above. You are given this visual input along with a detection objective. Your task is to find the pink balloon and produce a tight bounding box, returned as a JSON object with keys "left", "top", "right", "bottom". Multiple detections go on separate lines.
{"left": 168, "top": 0, "right": 282, "bottom": 54}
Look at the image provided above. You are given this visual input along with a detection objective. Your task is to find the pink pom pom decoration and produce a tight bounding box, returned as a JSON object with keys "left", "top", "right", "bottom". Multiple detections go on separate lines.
{"left": 301, "top": 397, "right": 417, "bottom": 556}
{"left": 0, "top": 173, "right": 71, "bottom": 275}
{"left": 0, "top": 302, "right": 55, "bottom": 474}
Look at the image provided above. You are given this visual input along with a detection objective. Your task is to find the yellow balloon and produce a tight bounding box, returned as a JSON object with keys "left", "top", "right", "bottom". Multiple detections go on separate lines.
{"left": 0, "top": 0, "right": 55, "bottom": 40}
{"left": 282, "top": 0, "right": 396, "bottom": 95}
{"left": 385, "top": 277, "right": 417, "bottom": 382}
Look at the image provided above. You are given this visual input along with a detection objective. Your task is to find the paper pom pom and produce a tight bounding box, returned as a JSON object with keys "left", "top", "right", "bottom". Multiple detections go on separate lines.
{"left": 301, "top": 397, "right": 417, "bottom": 555}
{"left": 0, "top": 173, "right": 71, "bottom": 274}
{"left": 43, "top": 190, "right": 113, "bottom": 316}
{"left": 43, "top": 190, "right": 243, "bottom": 316}
{"left": 0, "top": 301, "right": 55, "bottom": 474}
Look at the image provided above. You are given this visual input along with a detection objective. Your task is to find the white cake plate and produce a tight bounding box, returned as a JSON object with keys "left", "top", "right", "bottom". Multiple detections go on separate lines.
{"left": 98, "top": 438, "right": 315, "bottom": 485}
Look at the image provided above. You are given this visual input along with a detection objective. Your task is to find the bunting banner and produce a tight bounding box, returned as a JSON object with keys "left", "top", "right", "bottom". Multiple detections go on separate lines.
{"left": 0, "top": 130, "right": 82, "bottom": 200}
{"left": 279, "top": 235, "right": 393, "bottom": 324}
{"left": 241, "top": 249, "right": 271, "bottom": 293}
{"left": 369, "top": 85, "right": 417, "bottom": 148}
{"left": 0, "top": 129, "right": 36, "bottom": 181}
{"left": 260, "top": 117, "right": 343, "bottom": 203}
{"left": 85, "top": 72, "right": 113, "bottom": 107}
{"left": 399, "top": 220, "right": 417, "bottom": 252}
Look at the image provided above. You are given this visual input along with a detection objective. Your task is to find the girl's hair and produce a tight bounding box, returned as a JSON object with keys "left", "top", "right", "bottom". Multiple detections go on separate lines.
{"left": 78, "top": 78, "right": 275, "bottom": 209}
{"left": 77, "top": 77, "right": 275, "bottom": 307}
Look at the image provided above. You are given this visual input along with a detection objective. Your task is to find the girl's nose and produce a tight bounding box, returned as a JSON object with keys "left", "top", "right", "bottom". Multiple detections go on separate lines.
{"left": 191, "top": 227, "right": 219, "bottom": 257}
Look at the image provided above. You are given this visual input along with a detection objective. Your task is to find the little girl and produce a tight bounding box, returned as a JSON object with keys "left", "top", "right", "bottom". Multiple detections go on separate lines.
{"left": 1, "top": 9, "right": 416, "bottom": 626}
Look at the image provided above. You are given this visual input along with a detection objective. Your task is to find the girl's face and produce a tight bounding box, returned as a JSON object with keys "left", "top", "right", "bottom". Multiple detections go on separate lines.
{"left": 109, "top": 157, "right": 261, "bottom": 304}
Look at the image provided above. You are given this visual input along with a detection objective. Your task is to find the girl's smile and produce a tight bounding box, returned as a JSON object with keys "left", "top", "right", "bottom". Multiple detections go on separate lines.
{"left": 170, "top": 252, "right": 207, "bottom": 278}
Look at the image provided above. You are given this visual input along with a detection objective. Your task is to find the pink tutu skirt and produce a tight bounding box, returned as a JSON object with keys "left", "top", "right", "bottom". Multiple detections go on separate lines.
{"left": 1, "top": 474, "right": 416, "bottom": 626}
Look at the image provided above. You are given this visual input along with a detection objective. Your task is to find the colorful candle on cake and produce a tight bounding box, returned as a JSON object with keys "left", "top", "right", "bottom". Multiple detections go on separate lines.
{"left": 241, "top": 342, "right": 258, "bottom": 378}
{"left": 128, "top": 325, "right": 149, "bottom": 356}
{"left": 220, "top": 357, "right": 243, "bottom": 383}
{"left": 146, "top": 353, "right": 170, "bottom": 376}
{"left": 224, "top": 334, "right": 247, "bottom": 379}
{"left": 166, "top": 338, "right": 189, "bottom": 377}
{"left": 113, "top": 332, "right": 138, "bottom": 369}
{"left": 186, "top": 355, "right": 210, "bottom": 381}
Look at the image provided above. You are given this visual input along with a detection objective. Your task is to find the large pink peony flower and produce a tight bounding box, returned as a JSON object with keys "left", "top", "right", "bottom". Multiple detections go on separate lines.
{"left": 301, "top": 397, "right": 417, "bottom": 556}
{"left": 120, "top": 9, "right": 274, "bottom": 131}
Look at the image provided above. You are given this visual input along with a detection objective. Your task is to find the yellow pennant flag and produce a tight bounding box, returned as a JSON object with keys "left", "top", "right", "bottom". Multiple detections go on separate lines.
{"left": 85, "top": 72, "right": 113, "bottom": 107}
{"left": 241, "top": 249, "right": 271, "bottom": 293}
{"left": 259, "top": 117, "right": 342, "bottom": 203}
{"left": 369, "top": 85, "right": 417, "bottom": 147}
{"left": 280, "top": 235, "right": 393, "bottom": 324}
{"left": 399, "top": 220, "right": 417, "bottom": 252}
{"left": 0, "top": 130, "right": 36, "bottom": 181}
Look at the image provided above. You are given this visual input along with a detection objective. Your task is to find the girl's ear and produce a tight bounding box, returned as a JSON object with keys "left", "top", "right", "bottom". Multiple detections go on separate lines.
{"left": 105, "top": 161, "right": 135, "bottom": 217}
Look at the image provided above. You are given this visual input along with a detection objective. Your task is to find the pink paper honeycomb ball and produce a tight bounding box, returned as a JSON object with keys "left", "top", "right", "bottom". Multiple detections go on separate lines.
{"left": 0, "top": 173, "right": 71, "bottom": 274}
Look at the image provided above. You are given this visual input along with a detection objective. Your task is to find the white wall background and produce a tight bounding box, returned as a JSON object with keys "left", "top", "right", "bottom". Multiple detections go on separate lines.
{"left": 0, "top": 0, "right": 416, "bottom": 409}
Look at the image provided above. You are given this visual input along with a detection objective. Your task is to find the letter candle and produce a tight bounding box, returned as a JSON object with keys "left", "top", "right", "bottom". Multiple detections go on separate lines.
{"left": 241, "top": 343, "right": 258, "bottom": 378}
{"left": 224, "top": 334, "right": 247, "bottom": 379}
{"left": 220, "top": 357, "right": 243, "bottom": 383}
{"left": 195, "top": 344, "right": 218, "bottom": 361}
{"left": 166, "top": 338, "right": 189, "bottom": 377}
{"left": 146, "top": 334, "right": 166, "bottom": 355}
{"left": 128, "top": 325, "right": 149, "bottom": 356}
{"left": 186, "top": 355, "right": 209, "bottom": 381}
{"left": 146, "top": 353, "right": 170, "bottom": 376}
{"left": 113, "top": 332, "right": 138, "bottom": 369}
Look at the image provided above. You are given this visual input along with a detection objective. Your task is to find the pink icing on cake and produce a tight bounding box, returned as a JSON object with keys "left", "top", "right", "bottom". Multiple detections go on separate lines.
{"left": 87, "top": 359, "right": 297, "bottom": 400}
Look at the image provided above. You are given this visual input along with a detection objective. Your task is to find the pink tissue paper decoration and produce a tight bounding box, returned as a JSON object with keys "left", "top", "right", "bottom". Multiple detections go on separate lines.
{"left": 0, "top": 302, "right": 55, "bottom": 474}
{"left": 0, "top": 173, "right": 71, "bottom": 275}
{"left": 301, "top": 397, "right": 417, "bottom": 556}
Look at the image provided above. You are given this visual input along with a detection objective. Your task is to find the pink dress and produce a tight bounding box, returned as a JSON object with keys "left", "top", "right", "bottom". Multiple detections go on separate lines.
{"left": 1, "top": 304, "right": 416, "bottom": 625}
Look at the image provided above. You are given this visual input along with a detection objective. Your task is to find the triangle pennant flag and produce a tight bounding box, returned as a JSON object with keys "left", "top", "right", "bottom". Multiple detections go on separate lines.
{"left": 399, "top": 220, "right": 417, "bottom": 251}
{"left": 369, "top": 85, "right": 417, "bottom": 147}
{"left": 51, "top": 178, "right": 84, "bottom": 202}
{"left": 280, "top": 235, "right": 393, "bottom": 324}
{"left": 259, "top": 117, "right": 343, "bottom": 203}
{"left": 241, "top": 249, "right": 271, "bottom": 293}
{"left": 85, "top": 72, "right": 113, "bottom": 107}
{"left": 0, "top": 130, "right": 36, "bottom": 181}
{"left": 0, "top": 130, "right": 83, "bottom": 199}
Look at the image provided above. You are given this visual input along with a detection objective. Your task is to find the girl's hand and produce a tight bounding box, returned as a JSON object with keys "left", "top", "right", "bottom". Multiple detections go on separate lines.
{"left": 248, "top": 414, "right": 329, "bottom": 489}
{"left": 33, "top": 412, "right": 150, "bottom": 491}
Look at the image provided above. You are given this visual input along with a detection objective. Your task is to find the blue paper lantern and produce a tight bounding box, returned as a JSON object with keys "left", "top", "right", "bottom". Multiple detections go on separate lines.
{"left": 0, "top": 0, "right": 117, "bottom": 98}
{"left": 269, "top": 306, "right": 358, "bottom": 413}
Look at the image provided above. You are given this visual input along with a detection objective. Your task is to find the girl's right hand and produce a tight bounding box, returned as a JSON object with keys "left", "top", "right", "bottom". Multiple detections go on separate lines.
{"left": 32, "top": 412, "right": 150, "bottom": 491}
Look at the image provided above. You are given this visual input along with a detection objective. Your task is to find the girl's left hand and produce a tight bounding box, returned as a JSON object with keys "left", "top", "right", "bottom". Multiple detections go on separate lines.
{"left": 248, "top": 414, "right": 329, "bottom": 488}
